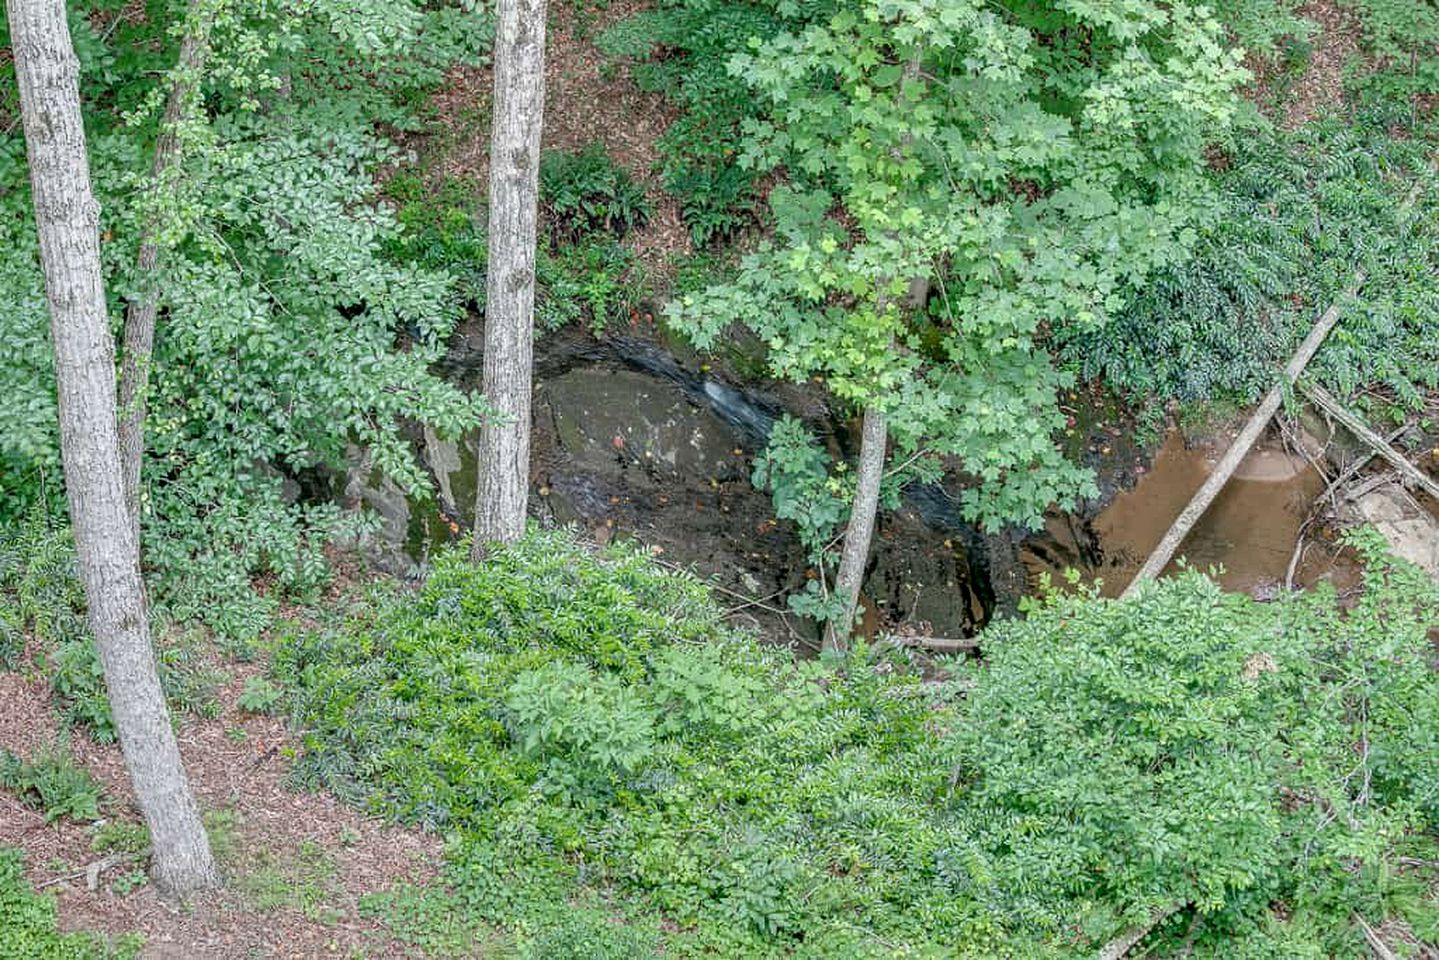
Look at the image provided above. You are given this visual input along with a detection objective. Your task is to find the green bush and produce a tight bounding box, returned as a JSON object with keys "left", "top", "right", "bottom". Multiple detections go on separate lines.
{"left": 0, "top": 739, "right": 104, "bottom": 824}
{"left": 0, "top": 848, "right": 138, "bottom": 960}
{"left": 539, "top": 144, "right": 652, "bottom": 244}
{"left": 536, "top": 236, "right": 645, "bottom": 334}
{"left": 279, "top": 530, "right": 1439, "bottom": 956}
{"left": 1063, "top": 119, "right": 1439, "bottom": 421}
{"left": 276, "top": 530, "right": 725, "bottom": 828}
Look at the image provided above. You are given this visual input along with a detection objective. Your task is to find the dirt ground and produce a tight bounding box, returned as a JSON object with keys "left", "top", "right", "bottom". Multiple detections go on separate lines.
{"left": 0, "top": 622, "right": 443, "bottom": 959}
{"left": 424, "top": 0, "right": 693, "bottom": 279}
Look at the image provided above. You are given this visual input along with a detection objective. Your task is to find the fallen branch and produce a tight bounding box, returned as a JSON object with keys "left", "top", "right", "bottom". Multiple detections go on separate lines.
{"left": 1354, "top": 912, "right": 1398, "bottom": 960}
{"left": 36, "top": 851, "right": 144, "bottom": 891}
{"left": 1343, "top": 471, "right": 1399, "bottom": 502}
{"left": 1315, "top": 423, "right": 1411, "bottom": 507}
{"left": 1097, "top": 904, "right": 1184, "bottom": 960}
{"left": 889, "top": 635, "right": 981, "bottom": 653}
{"left": 1120, "top": 272, "right": 1365, "bottom": 597}
{"left": 1298, "top": 381, "right": 1439, "bottom": 502}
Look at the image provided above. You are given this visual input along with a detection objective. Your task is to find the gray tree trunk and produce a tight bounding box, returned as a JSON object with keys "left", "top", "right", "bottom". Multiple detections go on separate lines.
{"left": 8, "top": 0, "right": 220, "bottom": 899}
{"left": 823, "top": 53, "right": 928, "bottom": 652}
{"left": 118, "top": 3, "right": 213, "bottom": 540}
{"left": 825, "top": 405, "right": 888, "bottom": 651}
{"left": 473, "top": 0, "right": 548, "bottom": 553}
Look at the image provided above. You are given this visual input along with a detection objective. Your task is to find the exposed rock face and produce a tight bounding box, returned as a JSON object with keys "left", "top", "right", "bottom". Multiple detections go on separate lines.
{"left": 544, "top": 367, "right": 747, "bottom": 485}
{"left": 1350, "top": 486, "right": 1439, "bottom": 578}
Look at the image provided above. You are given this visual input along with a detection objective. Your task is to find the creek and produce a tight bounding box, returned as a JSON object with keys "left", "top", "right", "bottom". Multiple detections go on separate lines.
{"left": 348, "top": 325, "right": 1359, "bottom": 644}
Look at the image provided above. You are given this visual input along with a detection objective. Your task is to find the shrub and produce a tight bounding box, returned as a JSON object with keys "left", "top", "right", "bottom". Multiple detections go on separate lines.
{"left": 536, "top": 236, "right": 645, "bottom": 334}
{"left": 0, "top": 739, "right": 104, "bottom": 824}
{"left": 539, "top": 144, "right": 652, "bottom": 244}
{"left": 597, "top": 2, "right": 787, "bottom": 246}
{"left": 280, "top": 530, "right": 1439, "bottom": 956}
{"left": 0, "top": 847, "right": 138, "bottom": 959}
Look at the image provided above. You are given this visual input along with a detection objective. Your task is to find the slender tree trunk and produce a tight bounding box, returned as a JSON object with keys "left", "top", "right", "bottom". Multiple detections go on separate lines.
{"left": 118, "top": 3, "right": 213, "bottom": 539}
{"left": 9, "top": 0, "right": 219, "bottom": 899}
{"left": 823, "top": 52, "right": 927, "bottom": 651}
{"left": 824, "top": 405, "right": 888, "bottom": 651}
{"left": 473, "top": 0, "right": 547, "bottom": 554}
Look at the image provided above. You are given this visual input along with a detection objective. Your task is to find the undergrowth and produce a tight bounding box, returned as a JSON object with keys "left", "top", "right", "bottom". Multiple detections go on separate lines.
{"left": 1062, "top": 117, "right": 1439, "bottom": 424}
{"left": 0, "top": 738, "right": 104, "bottom": 825}
{"left": 276, "top": 529, "right": 1439, "bottom": 957}
{"left": 0, "top": 847, "right": 138, "bottom": 960}
{"left": 0, "top": 519, "right": 228, "bottom": 742}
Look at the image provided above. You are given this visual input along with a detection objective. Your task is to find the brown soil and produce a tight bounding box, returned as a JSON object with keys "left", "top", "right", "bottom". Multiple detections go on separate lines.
{"left": 1, "top": 626, "right": 444, "bottom": 959}
{"left": 426, "top": 0, "right": 693, "bottom": 279}
{"left": 1285, "top": 1, "right": 1363, "bottom": 128}
{"left": 1244, "top": 0, "right": 1363, "bottom": 129}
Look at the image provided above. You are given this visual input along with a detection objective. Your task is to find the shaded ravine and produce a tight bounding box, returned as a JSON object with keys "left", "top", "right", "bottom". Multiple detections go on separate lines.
{"left": 345, "top": 329, "right": 999, "bottom": 642}
{"left": 349, "top": 327, "right": 1361, "bottom": 644}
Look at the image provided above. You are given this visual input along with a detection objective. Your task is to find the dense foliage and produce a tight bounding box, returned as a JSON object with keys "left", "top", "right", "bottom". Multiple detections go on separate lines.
{"left": 276, "top": 530, "right": 1439, "bottom": 957}
{"left": 1063, "top": 116, "right": 1439, "bottom": 422}
{"left": 0, "top": 0, "right": 491, "bottom": 639}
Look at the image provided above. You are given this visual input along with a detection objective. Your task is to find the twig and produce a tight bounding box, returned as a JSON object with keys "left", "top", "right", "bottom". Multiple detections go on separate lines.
{"left": 1285, "top": 514, "right": 1318, "bottom": 592}
{"left": 37, "top": 851, "right": 144, "bottom": 891}
{"left": 723, "top": 588, "right": 787, "bottom": 616}
{"left": 1299, "top": 381, "right": 1439, "bottom": 502}
{"left": 650, "top": 556, "right": 792, "bottom": 617}
{"left": 1344, "top": 471, "right": 1399, "bottom": 502}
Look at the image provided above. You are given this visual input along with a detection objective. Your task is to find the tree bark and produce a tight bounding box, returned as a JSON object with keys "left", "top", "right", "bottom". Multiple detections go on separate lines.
{"left": 822, "top": 52, "right": 928, "bottom": 651}
{"left": 824, "top": 405, "right": 888, "bottom": 652}
{"left": 473, "top": 0, "right": 547, "bottom": 553}
{"left": 8, "top": 0, "right": 219, "bottom": 899}
{"left": 117, "top": 2, "right": 213, "bottom": 540}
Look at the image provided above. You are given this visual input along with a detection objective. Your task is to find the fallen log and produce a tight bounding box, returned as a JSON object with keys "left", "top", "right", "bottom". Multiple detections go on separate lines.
{"left": 1298, "top": 381, "right": 1439, "bottom": 502}
{"left": 1097, "top": 904, "right": 1184, "bottom": 960}
{"left": 1120, "top": 273, "right": 1365, "bottom": 597}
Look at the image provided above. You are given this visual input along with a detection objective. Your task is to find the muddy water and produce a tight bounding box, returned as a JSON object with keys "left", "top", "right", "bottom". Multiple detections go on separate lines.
{"left": 1023, "top": 430, "right": 1356, "bottom": 598}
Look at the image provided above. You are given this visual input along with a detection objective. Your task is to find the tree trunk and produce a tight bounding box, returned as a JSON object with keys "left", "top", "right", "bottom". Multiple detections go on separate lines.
{"left": 824, "top": 405, "right": 888, "bottom": 652}
{"left": 823, "top": 53, "right": 928, "bottom": 651}
{"left": 8, "top": 0, "right": 220, "bottom": 899}
{"left": 117, "top": 3, "right": 213, "bottom": 539}
{"left": 473, "top": 0, "right": 548, "bottom": 554}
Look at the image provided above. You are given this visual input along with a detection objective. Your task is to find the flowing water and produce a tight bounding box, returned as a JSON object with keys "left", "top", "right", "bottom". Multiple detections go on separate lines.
{"left": 353, "top": 328, "right": 1364, "bottom": 642}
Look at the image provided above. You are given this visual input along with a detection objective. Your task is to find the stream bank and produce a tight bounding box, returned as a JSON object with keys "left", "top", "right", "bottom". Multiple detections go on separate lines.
{"left": 347, "top": 321, "right": 1423, "bottom": 645}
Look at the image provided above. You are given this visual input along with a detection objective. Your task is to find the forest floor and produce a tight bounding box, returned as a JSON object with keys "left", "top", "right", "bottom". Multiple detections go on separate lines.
{"left": 421, "top": 0, "right": 695, "bottom": 280}
{"left": 3, "top": 1, "right": 1422, "bottom": 958}
{"left": 0, "top": 569, "right": 443, "bottom": 958}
